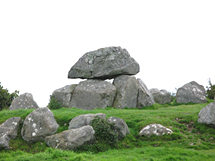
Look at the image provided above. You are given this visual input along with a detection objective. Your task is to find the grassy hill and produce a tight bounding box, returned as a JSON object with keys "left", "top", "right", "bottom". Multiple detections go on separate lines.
{"left": 1, "top": 102, "right": 215, "bottom": 161}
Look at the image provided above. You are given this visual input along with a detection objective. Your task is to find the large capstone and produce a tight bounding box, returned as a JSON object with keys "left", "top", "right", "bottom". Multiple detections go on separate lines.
{"left": 9, "top": 93, "right": 39, "bottom": 110}
{"left": 52, "top": 84, "right": 77, "bottom": 107}
{"left": 0, "top": 117, "right": 21, "bottom": 149}
{"left": 113, "top": 75, "right": 138, "bottom": 108}
{"left": 21, "top": 107, "right": 59, "bottom": 143}
{"left": 198, "top": 103, "right": 215, "bottom": 125}
{"left": 150, "top": 88, "right": 171, "bottom": 104}
{"left": 68, "top": 46, "right": 140, "bottom": 79}
{"left": 45, "top": 125, "right": 95, "bottom": 151}
{"left": 176, "top": 81, "right": 207, "bottom": 104}
{"left": 70, "top": 80, "right": 116, "bottom": 110}
{"left": 137, "top": 78, "right": 155, "bottom": 108}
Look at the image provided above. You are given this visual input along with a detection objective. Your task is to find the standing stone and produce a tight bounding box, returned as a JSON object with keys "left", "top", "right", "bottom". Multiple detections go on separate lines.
{"left": 176, "top": 81, "right": 207, "bottom": 104}
{"left": 113, "top": 75, "right": 138, "bottom": 108}
{"left": 70, "top": 80, "right": 116, "bottom": 110}
{"left": 150, "top": 88, "right": 171, "bottom": 104}
{"left": 52, "top": 84, "right": 77, "bottom": 108}
{"left": 68, "top": 113, "right": 106, "bottom": 129}
{"left": 198, "top": 103, "right": 215, "bottom": 125}
{"left": 45, "top": 125, "right": 95, "bottom": 151}
{"left": 9, "top": 93, "right": 39, "bottom": 110}
{"left": 21, "top": 107, "right": 59, "bottom": 143}
{"left": 137, "top": 78, "right": 155, "bottom": 108}
{"left": 0, "top": 117, "right": 21, "bottom": 149}
{"left": 68, "top": 46, "right": 140, "bottom": 79}
{"left": 107, "top": 117, "right": 130, "bottom": 139}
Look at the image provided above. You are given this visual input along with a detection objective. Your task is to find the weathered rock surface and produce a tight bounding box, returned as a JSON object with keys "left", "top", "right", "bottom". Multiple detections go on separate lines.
{"left": 176, "top": 81, "right": 207, "bottom": 104}
{"left": 0, "top": 117, "right": 21, "bottom": 149}
{"left": 139, "top": 124, "right": 173, "bottom": 137}
{"left": 137, "top": 79, "right": 155, "bottom": 108}
{"left": 45, "top": 125, "right": 95, "bottom": 150}
{"left": 9, "top": 93, "right": 39, "bottom": 110}
{"left": 52, "top": 84, "right": 77, "bottom": 107}
{"left": 113, "top": 75, "right": 138, "bottom": 108}
{"left": 107, "top": 117, "right": 130, "bottom": 139}
{"left": 70, "top": 80, "right": 116, "bottom": 110}
{"left": 150, "top": 88, "right": 171, "bottom": 104}
{"left": 21, "top": 107, "right": 59, "bottom": 143}
{"left": 198, "top": 103, "right": 215, "bottom": 125}
{"left": 68, "top": 46, "right": 140, "bottom": 79}
{"left": 68, "top": 113, "right": 106, "bottom": 129}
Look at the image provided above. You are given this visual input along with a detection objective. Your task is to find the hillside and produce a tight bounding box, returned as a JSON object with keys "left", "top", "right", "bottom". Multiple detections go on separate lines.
{"left": 1, "top": 103, "right": 215, "bottom": 161}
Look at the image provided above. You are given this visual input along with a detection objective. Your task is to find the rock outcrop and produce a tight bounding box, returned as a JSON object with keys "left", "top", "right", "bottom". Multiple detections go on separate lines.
{"left": 137, "top": 78, "right": 155, "bottom": 108}
{"left": 45, "top": 125, "right": 95, "bottom": 151}
{"left": 68, "top": 46, "right": 139, "bottom": 79}
{"left": 9, "top": 93, "right": 39, "bottom": 110}
{"left": 176, "top": 81, "right": 207, "bottom": 104}
{"left": 21, "top": 107, "right": 59, "bottom": 143}
{"left": 139, "top": 124, "right": 173, "bottom": 137}
{"left": 68, "top": 113, "right": 106, "bottom": 129}
{"left": 198, "top": 103, "right": 215, "bottom": 125}
{"left": 0, "top": 117, "right": 21, "bottom": 149}
{"left": 70, "top": 80, "right": 116, "bottom": 110}
{"left": 52, "top": 84, "right": 77, "bottom": 108}
{"left": 113, "top": 75, "right": 138, "bottom": 108}
{"left": 150, "top": 88, "right": 171, "bottom": 104}
{"left": 107, "top": 116, "right": 130, "bottom": 139}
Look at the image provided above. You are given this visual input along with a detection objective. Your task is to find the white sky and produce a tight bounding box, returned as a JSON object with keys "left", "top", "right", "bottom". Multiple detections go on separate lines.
{"left": 0, "top": 1, "right": 215, "bottom": 107}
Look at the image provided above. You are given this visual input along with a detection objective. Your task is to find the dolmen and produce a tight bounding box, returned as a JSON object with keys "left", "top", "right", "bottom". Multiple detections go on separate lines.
{"left": 52, "top": 46, "right": 156, "bottom": 109}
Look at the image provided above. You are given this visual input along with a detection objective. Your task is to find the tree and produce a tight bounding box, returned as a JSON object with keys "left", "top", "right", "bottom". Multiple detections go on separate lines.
{"left": 206, "top": 78, "right": 215, "bottom": 100}
{"left": 0, "top": 82, "right": 19, "bottom": 110}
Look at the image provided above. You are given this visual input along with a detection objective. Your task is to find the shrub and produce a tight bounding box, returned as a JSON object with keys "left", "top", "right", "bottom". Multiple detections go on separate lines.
{"left": 206, "top": 78, "right": 215, "bottom": 100}
{"left": 0, "top": 82, "right": 19, "bottom": 110}
{"left": 47, "top": 95, "right": 62, "bottom": 109}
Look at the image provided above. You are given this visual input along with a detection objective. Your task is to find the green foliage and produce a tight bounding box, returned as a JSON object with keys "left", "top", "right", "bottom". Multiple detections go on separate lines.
{"left": 47, "top": 95, "right": 62, "bottom": 110}
{"left": 206, "top": 78, "right": 215, "bottom": 99}
{"left": 0, "top": 82, "right": 19, "bottom": 111}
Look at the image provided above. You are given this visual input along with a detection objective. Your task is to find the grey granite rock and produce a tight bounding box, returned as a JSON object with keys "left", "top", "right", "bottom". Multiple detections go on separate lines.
{"left": 198, "top": 103, "right": 215, "bottom": 125}
{"left": 150, "top": 88, "right": 171, "bottom": 104}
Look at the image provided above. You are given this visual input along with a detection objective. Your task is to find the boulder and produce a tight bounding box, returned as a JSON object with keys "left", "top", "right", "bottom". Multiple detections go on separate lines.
{"left": 198, "top": 103, "right": 215, "bottom": 125}
{"left": 150, "top": 88, "right": 171, "bottom": 104}
{"left": 139, "top": 124, "right": 173, "bottom": 138}
{"left": 21, "top": 107, "right": 59, "bottom": 143}
{"left": 68, "top": 113, "right": 106, "bottom": 129}
{"left": 137, "top": 78, "right": 155, "bottom": 108}
{"left": 9, "top": 93, "right": 39, "bottom": 110}
{"left": 176, "top": 81, "right": 207, "bottom": 104}
{"left": 107, "top": 116, "right": 130, "bottom": 139}
{"left": 113, "top": 75, "right": 138, "bottom": 108}
{"left": 52, "top": 84, "right": 77, "bottom": 107}
{"left": 45, "top": 125, "right": 95, "bottom": 151}
{"left": 0, "top": 117, "right": 21, "bottom": 149}
{"left": 70, "top": 80, "right": 116, "bottom": 110}
{"left": 68, "top": 46, "right": 140, "bottom": 79}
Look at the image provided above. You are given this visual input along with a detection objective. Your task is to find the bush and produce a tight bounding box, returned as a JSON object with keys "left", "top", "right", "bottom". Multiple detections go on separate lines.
{"left": 0, "top": 82, "right": 19, "bottom": 110}
{"left": 206, "top": 78, "right": 215, "bottom": 100}
{"left": 47, "top": 95, "right": 62, "bottom": 109}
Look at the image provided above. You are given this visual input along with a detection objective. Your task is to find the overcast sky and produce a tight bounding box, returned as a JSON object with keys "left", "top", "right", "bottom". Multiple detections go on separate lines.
{"left": 0, "top": 1, "right": 215, "bottom": 107}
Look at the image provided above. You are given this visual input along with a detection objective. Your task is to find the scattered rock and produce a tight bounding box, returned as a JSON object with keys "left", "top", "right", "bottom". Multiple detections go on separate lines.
{"left": 198, "top": 102, "right": 215, "bottom": 125}
{"left": 21, "top": 107, "right": 59, "bottom": 143}
{"left": 68, "top": 113, "right": 106, "bottom": 129}
{"left": 45, "top": 125, "right": 95, "bottom": 151}
{"left": 9, "top": 93, "right": 39, "bottom": 110}
{"left": 113, "top": 75, "right": 138, "bottom": 108}
{"left": 107, "top": 116, "right": 130, "bottom": 139}
{"left": 150, "top": 88, "right": 171, "bottom": 104}
{"left": 139, "top": 124, "right": 173, "bottom": 137}
{"left": 137, "top": 78, "right": 155, "bottom": 108}
{"left": 176, "top": 81, "right": 207, "bottom": 104}
{"left": 68, "top": 46, "right": 139, "bottom": 79}
{"left": 52, "top": 84, "right": 77, "bottom": 107}
{"left": 0, "top": 117, "right": 21, "bottom": 149}
{"left": 70, "top": 80, "right": 116, "bottom": 110}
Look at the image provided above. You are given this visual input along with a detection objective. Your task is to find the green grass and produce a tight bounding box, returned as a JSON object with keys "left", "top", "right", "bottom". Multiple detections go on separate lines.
{"left": 1, "top": 102, "right": 215, "bottom": 160}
